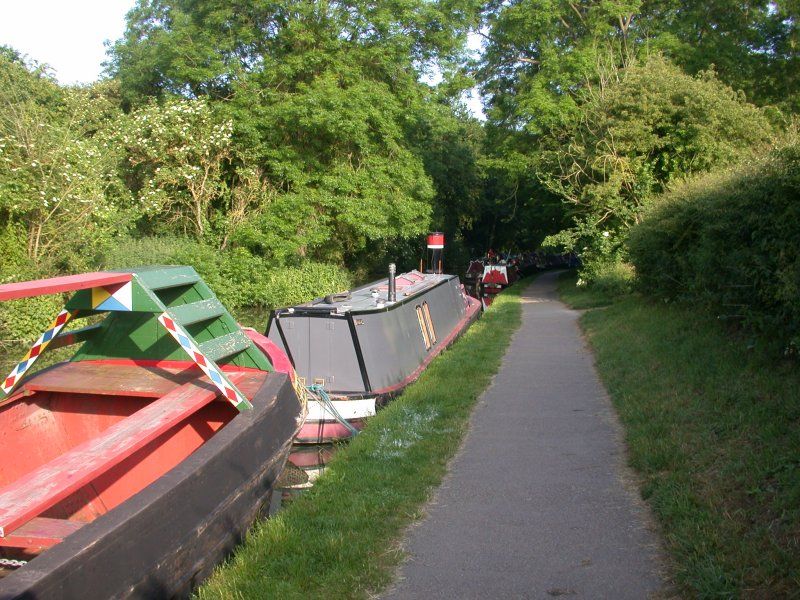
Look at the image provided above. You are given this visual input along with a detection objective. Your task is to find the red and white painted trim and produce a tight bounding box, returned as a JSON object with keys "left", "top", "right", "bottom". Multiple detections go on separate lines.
{"left": 158, "top": 313, "right": 252, "bottom": 411}
{"left": 1, "top": 310, "right": 75, "bottom": 396}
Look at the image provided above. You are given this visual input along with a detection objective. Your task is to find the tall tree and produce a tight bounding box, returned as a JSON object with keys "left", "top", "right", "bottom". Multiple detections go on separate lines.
{"left": 109, "top": 0, "right": 482, "bottom": 266}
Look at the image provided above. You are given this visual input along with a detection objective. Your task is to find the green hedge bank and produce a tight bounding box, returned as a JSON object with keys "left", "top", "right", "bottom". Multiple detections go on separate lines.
{"left": 628, "top": 143, "right": 800, "bottom": 351}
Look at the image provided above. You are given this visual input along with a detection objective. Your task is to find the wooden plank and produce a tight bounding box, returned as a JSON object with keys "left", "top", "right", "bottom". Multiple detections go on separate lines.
{"left": 0, "top": 273, "right": 131, "bottom": 301}
{"left": 0, "top": 517, "right": 85, "bottom": 549}
{"left": 47, "top": 323, "right": 103, "bottom": 351}
{"left": 133, "top": 267, "right": 200, "bottom": 291}
{"left": 168, "top": 298, "right": 225, "bottom": 327}
{"left": 199, "top": 330, "right": 252, "bottom": 362}
{"left": 22, "top": 362, "right": 192, "bottom": 399}
{"left": 0, "top": 371, "right": 254, "bottom": 537}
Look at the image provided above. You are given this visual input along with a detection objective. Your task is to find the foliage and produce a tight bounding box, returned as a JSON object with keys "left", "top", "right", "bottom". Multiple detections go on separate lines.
{"left": 638, "top": 0, "right": 800, "bottom": 109}
{"left": 107, "top": 0, "right": 486, "bottom": 266}
{"left": 109, "top": 0, "right": 481, "bottom": 106}
{"left": 538, "top": 56, "right": 773, "bottom": 279}
{"left": 229, "top": 71, "right": 436, "bottom": 264}
{"left": 117, "top": 98, "right": 233, "bottom": 239}
{"left": 476, "top": 0, "right": 797, "bottom": 264}
{"left": 260, "top": 261, "right": 352, "bottom": 308}
{"left": 479, "top": 0, "right": 639, "bottom": 135}
{"left": 0, "top": 56, "right": 133, "bottom": 270}
{"left": 628, "top": 141, "right": 800, "bottom": 351}
{"left": 479, "top": 0, "right": 799, "bottom": 129}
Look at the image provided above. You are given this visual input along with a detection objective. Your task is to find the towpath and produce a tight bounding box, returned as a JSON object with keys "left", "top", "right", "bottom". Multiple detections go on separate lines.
{"left": 383, "top": 271, "right": 666, "bottom": 599}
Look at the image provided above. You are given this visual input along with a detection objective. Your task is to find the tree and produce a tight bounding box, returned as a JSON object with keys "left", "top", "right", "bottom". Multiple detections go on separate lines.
{"left": 0, "top": 54, "right": 132, "bottom": 270}
{"left": 537, "top": 56, "right": 775, "bottom": 277}
{"left": 108, "top": 0, "right": 483, "bottom": 267}
{"left": 118, "top": 97, "right": 233, "bottom": 239}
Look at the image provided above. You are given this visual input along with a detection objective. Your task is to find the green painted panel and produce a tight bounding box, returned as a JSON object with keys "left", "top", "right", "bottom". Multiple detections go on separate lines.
{"left": 197, "top": 330, "right": 251, "bottom": 362}
{"left": 168, "top": 298, "right": 225, "bottom": 327}
{"left": 133, "top": 266, "right": 200, "bottom": 291}
{"left": 65, "top": 266, "right": 272, "bottom": 371}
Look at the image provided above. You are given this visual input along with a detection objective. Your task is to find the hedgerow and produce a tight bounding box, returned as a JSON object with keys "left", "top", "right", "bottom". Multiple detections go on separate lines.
{"left": 628, "top": 142, "right": 800, "bottom": 351}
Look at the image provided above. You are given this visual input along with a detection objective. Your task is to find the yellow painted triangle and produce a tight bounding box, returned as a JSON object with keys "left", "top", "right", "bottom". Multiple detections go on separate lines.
{"left": 91, "top": 286, "right": 112, "bottom": 309}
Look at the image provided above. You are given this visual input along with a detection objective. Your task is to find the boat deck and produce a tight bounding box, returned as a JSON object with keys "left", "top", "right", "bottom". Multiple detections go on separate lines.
{"left": 0, "top": 361, "right": 266, "bottom": 544}
{"left": 292, "top": 272, "right": 453, "bottom": 313}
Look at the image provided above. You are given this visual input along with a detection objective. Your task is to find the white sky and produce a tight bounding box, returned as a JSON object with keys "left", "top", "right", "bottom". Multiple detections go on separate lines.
{"left": 0, "top": 0, "right": 134, "bottom": 84}
{"left": 0, "top": 0, "right": 485, "bottom": 118}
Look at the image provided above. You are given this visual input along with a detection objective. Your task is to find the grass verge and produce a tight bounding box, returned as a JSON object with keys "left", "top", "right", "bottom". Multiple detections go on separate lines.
{"left": 198, "top": 279, "right": 529, "bottom": 599}
{"left": 561, "top": 286, "right": 800, "bottom": 597}
{"left": 556, "top": 270, "right": 617, "bottom": 309}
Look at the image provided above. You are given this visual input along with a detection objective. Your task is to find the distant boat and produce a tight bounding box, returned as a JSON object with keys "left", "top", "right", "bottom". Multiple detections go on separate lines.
{"left": 266, "top": 233, "right": 481, "bottom": 443}
{"left": 464, "top": 257, "right": 520, "bottom": 307}
{"left": 0, "top": 267, "right": 304, "bottom": 598}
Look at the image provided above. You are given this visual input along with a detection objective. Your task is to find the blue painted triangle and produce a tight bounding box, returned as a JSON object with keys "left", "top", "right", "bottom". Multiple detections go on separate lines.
{"left": 96, "top": 296, "right": 129, "bottom": 312}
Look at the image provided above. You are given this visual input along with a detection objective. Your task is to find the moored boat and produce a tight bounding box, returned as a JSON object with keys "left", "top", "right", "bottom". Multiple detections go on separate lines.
{"left": 266, "top": 233, "right": 481, "bottom": 443}
{"left": 0, "top": 267, "right": 304, "bottom": 599}
{"left": 480, "top": 261, "right": 519, "bottom": 306}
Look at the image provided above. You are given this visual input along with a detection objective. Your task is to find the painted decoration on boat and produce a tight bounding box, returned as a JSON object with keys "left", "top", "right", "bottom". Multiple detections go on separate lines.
{"left": 158, "top": 313, "right": 252, "bottom": 410}
{"left": 1, "top": 309, "right": 75, "bottom": 395}
{"left": 1, "top": 267, "right": 270, "bottom": 406}
{"left": 91, "top": 281, "right": 133, "bottom": 312}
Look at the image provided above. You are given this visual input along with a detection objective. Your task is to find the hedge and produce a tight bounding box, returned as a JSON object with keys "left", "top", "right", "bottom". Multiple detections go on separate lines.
{"left": 628, "top": 142, "right": 800, "bottom": 350}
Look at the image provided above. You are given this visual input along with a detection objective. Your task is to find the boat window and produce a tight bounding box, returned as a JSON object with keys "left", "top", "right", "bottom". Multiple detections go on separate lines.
{"left": 416, "top": 305, "right": 432, "bottom": 350}
{"left": 422, "top": 302, "right": 437, "bottom": 344}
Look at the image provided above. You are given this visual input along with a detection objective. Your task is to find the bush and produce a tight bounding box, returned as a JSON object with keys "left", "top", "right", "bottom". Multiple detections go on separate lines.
{"left": 259, "top": 262, "right": 352, "bottom": 308}
{"left": 628, "top": 142, "right": 800, "bottom": 350}
{"left": 587, "top": 261, "right": 636, "bottom": 297}
{"left": 537, "top": 55, "right": 775, "bottom": 285}
{"left": 101, "top": 236, "right": 351, "bottom": 311}
{"left": 0, "top": 226, "right": 64, "bottom": 344}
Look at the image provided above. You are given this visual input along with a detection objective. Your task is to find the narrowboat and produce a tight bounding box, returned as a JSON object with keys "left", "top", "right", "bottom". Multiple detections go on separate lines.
{"left": 480, "top": 261, "right": 519, "bottom": 306}
{"left": 463, "top": 256, "right": 520, "bottom": 308}
{"left": 266, "top": 233, "right": 482, "bottom": 443}
{"left": 0, "top": 267, "right": 304, "bottom": 599}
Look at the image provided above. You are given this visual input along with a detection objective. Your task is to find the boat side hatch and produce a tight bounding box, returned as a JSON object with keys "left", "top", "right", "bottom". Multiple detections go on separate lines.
{"left": 422, "top": 302, "right": 437, "bottom": 345}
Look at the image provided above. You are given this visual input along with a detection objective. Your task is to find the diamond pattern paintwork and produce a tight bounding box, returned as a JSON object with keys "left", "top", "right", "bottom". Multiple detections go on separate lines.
{"left": 1, "top": 310, "right": 75, "bottom": 396}
{"left": 158, "top": 313, "right": 252, "bottom": 411}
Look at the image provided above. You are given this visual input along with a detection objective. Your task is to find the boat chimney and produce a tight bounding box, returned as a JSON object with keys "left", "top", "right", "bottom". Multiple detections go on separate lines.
{"left": 426, "top": 232, "right": 445, "bottom": 274}
{"left": 388, "top": 263, "right": 397, "bottom": 302}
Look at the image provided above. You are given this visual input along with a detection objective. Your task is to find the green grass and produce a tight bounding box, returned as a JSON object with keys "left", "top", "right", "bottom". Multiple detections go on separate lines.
{"left": 560, "top": 285, "right": 800, "bottom": 598}
{"left": 556, "top": 270, "right": 618, "bottom": 309}
{"left": 197, "top": 280, "right": 529, "bottom": 599}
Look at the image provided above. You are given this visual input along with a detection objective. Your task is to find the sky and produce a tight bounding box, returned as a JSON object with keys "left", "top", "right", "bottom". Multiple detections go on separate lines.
{"left": 0, "top": 0, "right": 485, "bottom": 118}
{"left": 0, "top": 0, "right": 134, "bottom": 84}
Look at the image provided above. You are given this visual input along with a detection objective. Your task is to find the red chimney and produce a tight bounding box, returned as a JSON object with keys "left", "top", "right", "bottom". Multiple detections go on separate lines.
{"left": 426, "top": 232, "right": 445, "bottom": 274}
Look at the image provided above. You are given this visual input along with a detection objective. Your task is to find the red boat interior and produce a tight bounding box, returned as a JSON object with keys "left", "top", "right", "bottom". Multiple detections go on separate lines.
{"left": 0, "top": 361, "right": 266, "bottom": 561}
